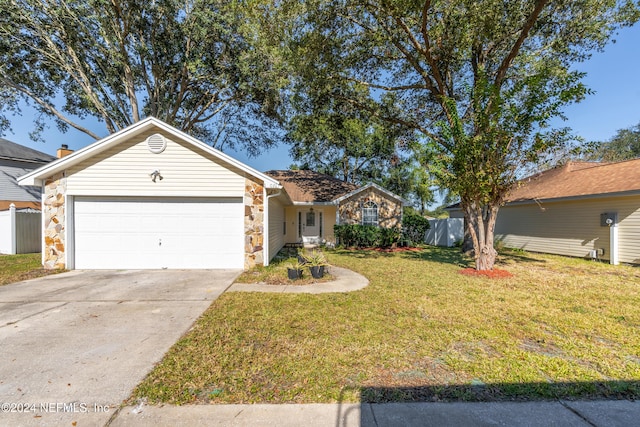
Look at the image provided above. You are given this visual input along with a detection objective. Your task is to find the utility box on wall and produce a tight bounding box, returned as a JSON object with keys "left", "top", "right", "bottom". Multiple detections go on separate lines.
{"left": 600, "top": 212, "right": 618, "bottom": 227}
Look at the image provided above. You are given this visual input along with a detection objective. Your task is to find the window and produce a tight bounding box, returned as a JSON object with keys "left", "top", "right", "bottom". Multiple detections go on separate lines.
{"left": 362, "top": 201, "right": 378, "bottom": 226}
{"left": 283, "top": 221, "right": 287, "bottom": 235}
{"left": 306, "top": 211, "right": 315, "bottom": 227}
{"left": 319, "top": 212, "right": 323, "bottom": 237}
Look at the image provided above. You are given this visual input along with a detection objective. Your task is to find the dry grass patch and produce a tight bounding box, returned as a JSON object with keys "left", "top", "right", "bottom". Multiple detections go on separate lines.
{"left": 132, "top": 247, "right": 640, "bottom": 404}
{"left": 0, "top": 253, "right": 62, "bottom": 286}
{"left": 234, "top": 247, "right": 333, "bottom": 286}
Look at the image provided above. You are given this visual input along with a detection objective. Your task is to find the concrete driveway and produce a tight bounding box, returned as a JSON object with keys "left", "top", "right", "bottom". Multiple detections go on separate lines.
{"left": 0, "top": 269, "right": 240, "bottom": 427}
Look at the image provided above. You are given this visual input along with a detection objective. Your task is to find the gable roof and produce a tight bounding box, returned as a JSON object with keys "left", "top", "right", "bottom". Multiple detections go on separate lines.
{"left": 265, "top": 170, "right": 358, "bottom": 203}
{"left": 17, "top": 117, "right": 282, "bottom": 188}
{"left": 334, "top": 182, "right": 409, "bottom": 205}
{"left": 0, "top": 138, "right": 55, "bottom": 164}
{"left": 507, "top": 159, "right": 640, "bottom": 203}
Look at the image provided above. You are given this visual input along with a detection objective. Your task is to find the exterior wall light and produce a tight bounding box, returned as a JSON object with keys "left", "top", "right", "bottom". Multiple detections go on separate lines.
{"left": 150, "top": 170, "right": 163, "bottom": 182}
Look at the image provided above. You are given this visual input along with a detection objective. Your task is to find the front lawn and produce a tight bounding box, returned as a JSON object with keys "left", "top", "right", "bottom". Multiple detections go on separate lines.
{"left": 132, "top": 247, "right": 640, "bottom": 404}
{"left": 0, "top": 253, "right": 62, "bottom": 286}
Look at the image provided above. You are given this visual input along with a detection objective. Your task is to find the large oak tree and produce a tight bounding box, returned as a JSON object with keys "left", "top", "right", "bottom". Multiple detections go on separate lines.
{"left": 285, "top": 0, "right": 639, "bottom": 269}
{"left": 0, "top": 0, "right": 286, "bottom": 154}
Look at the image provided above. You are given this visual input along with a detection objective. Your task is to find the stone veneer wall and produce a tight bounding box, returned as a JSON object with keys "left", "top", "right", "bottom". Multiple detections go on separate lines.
{"left": 338, "top": 189, "right": 402, "bottom": 228}
{"left": 244, "top": 178, "right": 265, "bottom": 269}
{"left": 43, "top": 172, "right": 67, "bottom": 269}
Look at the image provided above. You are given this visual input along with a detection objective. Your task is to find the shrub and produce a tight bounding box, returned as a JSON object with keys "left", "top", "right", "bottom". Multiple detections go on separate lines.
{"left": 402, "top": 211, "right": 430, "bottom": 246}
{"left": 333, "top": 224, "right": 401, "bottom": 248}
{"left": 379, "top": 227, "right": 401, "bottom": 248}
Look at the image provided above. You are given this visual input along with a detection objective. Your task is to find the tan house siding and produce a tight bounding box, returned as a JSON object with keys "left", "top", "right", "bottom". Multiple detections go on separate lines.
{"left": 268, "top": 197, "right": 285, "bottom": 260}
{"left": 495, "top": 196, "right": 640, "bottom": 264}
{"left": 338, "top": 188, "right": 402, "bottom": 228}
{"left": 282, "top": 205, "right": 338, "bottom": 244}
{"left": 43, "top": 172, "right": 66, "bottom": 269}
{"left": 66, "top": 129, "right": 245, "bottom": 197}
{"left": 613, "top": 196, "right": 640, "bottom": 264}
{"left": 323, "top": 206, "right": 337, "bottom": 243}
{"left": 284, "top": 206, "right": 298, "bottom": 244}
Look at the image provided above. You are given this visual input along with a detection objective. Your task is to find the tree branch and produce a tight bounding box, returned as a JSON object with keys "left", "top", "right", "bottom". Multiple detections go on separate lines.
{"left": 495, "top": 0, "right": 549, "bottom": 87}
{"left": 2, "top": 78, "right": 102, "bottom": 140}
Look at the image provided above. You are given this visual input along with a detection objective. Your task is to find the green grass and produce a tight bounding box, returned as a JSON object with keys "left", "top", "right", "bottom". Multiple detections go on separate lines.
{"left": 132, "top": 247, "right": 640, "bottom": 404}
{"left": 0, "top": 253, "right": 62, "bottom": 286}
{"left": 234, "top": 247, "right": 333, "bottom": 285}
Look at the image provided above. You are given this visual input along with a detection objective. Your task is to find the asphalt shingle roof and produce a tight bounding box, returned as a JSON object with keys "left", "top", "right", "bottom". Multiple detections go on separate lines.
{"left": 265, "top": 170, "right": 358, "bottom": 203}
{"left": 0, "top": 138, "right": 55, "bottom": 163}
{"left": 507, "top": 159, "right": 640, "bottom": 202}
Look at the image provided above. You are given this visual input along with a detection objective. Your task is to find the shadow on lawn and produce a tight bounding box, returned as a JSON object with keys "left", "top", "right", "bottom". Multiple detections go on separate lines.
{"left": 334, "top": 245, "right": 546, "bottom": 270}
{"left": 358, "top": 380, "right": 640, "bottom": 403}
{"left": 334, "top": 246, "right": 469, "bottom": 266}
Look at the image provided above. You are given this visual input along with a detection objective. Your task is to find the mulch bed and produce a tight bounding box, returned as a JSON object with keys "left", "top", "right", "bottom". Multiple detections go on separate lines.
{"left": 459, "top": 267, "right": 513, "bottom": 278}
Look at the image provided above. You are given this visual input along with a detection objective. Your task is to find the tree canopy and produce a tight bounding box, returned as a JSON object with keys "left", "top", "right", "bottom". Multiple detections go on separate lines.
{"left": 283, "top": 0, "right": 639, "bottom": 269}
{"left": 0, "top": 0, "right": 286, "bottom": 154}
{"left": 589, "top": 121, "right": 640, "bottom": 161}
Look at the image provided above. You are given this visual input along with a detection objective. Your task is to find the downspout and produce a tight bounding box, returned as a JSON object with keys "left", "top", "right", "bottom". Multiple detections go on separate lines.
{"left": 264, "top": 189, "right": 282, "bottom": 266}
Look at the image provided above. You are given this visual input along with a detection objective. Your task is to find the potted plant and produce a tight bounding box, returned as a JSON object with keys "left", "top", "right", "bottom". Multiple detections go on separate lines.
{"left": 297, "top": 249, "right": 308, "bottom": 265}
{"left": 306, "top": 253, "right": 328, "bottom": 279}
{"left": 286, "top": 261, "right": 304, "bottom": 280}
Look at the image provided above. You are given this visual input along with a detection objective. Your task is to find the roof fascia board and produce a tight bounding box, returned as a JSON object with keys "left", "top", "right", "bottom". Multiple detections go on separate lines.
{"left": 292, "top": 201, "right": 337, "bottom": 206}
{"left": 17, "top": 117, "right": 281, "bottom": 189}
{"left": 333, "top": 182, "right": 408, "bottom": 205}
{"left": 505, "top": 189, "right": 640, "bottom": 206}
{"left": 0, "top": 156, "right": 52, "bottom": 164}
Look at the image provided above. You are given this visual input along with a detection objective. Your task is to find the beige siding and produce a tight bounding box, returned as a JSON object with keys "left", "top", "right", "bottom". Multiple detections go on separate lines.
{"left": 283, "top": 205, "right": 337, "bottom": 244}
{"left": 66, "top": 129, "right": 245, "bottom": 197}
{"left": 496, "top": 196, "right": 640, "bottom": 264}
{"left": 284, "top": 206, "right": 298, "bottom": 244}
{"left": 323, "top": 206, "right": 337, "bottom": 243}
{"left": 268, "top": 198, "right": 285, "bottom": 260}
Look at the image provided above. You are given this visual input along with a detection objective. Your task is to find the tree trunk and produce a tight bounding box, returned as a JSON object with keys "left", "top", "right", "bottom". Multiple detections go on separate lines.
{"left": 462, "top": 199, "right": 499, "bottom": 271}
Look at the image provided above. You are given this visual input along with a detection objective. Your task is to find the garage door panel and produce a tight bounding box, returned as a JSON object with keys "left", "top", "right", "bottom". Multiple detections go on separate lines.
{"left": 74, "top": 197, "right": 244, "bottom": 269}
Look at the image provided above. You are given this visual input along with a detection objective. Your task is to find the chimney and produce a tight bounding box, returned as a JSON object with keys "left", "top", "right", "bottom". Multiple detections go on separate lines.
{"left": 57, "top": 144, "right": 73, "bottom": 159}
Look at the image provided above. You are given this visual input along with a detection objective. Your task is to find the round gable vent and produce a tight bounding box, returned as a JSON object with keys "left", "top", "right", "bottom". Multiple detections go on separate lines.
{"left": 147, "top": 133, "right": 167, "bottom": 154}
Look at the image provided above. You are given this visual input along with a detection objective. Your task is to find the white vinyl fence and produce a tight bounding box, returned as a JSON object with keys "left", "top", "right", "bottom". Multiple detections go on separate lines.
{"left": 0, "top": 204, "right": 41, "bottom": 254}
{"left": 425, "top": 218, "right": 464, "bottom": 247}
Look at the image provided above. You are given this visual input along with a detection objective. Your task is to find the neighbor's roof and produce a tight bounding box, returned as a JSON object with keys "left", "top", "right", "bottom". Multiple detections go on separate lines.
{"left": 0, "top": 138, "right": 55, "bottom": 164}
{"left": 265, "top": 170, "right": 358, "bottom": 203}
{"left": 0, "top": 201, "right": 41, "bottom": 211}
{"left": 506, "top": 159, "right": 640, "bottom": 203}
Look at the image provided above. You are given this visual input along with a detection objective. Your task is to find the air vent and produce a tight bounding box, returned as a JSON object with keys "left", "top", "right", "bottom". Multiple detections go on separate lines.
{"left": 147, "top": 133, "right": 167, "bottom": 154}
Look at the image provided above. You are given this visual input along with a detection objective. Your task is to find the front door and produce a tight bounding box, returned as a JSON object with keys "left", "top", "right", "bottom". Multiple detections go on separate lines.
{"left": 299, "top": 208, "right": 321, "bottom": 244}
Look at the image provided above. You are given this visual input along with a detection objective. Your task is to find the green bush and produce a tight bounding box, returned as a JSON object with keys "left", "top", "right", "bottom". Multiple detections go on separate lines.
{"left": 379, "top": 227, "right": 401, "bottom": 248}
{"left": 402, "top": 211, "right": 430, "bottom": 246}
{"left": 333, "top": 224, "right": 401, "bottom": 248}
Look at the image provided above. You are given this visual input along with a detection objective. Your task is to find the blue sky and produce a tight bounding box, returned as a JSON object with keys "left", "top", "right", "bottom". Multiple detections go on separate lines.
{"left": 4, "top": 24, "right": 640, "bottom": 173}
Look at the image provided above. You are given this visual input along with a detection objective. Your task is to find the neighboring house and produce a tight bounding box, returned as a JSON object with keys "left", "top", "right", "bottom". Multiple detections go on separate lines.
{"left": 0, "top": 138, "right": 56, "bottom": 254}
{"left": 266, "top": 170, "right": 405, "bottom": 246}
{"left": 449, "top": 160, "right": 640, "bottom": 264}
{"left": 0, "top": 138, "right": 55, "bottom": 210}
{"left": 18, "top": 117, "right": 405, "bottom": 270}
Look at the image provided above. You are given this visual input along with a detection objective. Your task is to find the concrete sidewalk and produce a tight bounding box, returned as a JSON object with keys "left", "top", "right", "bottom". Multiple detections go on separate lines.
{"left": 109, "top": 400, "right": 640, "bottom": 426}
{"left": 227, "top": 266, "right": 369, "bottom": 294}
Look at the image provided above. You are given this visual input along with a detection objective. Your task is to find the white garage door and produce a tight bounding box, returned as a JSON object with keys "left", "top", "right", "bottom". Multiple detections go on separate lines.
{"left": 73, "top": 197, "right": 244, "bottom": 269}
